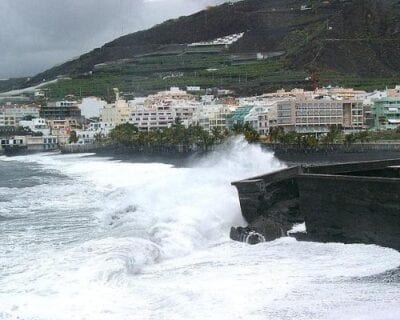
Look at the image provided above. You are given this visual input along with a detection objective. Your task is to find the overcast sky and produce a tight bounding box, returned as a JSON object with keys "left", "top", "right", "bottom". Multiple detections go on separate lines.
{"left": 0, "top": 0, "right": 224, "bottom": 79}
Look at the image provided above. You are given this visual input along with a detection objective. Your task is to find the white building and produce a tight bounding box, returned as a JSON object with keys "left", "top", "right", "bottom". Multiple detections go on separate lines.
{"left": 128, "top": 103, "right": 175, "bottom": 131}
{"left": 0, "top": 135, "right": 58, "bottom": 152}
{"left": 87, "top": 122, "right": 114, "bottom": 136}
{"left": 73, "top": 122, "right": 114, "bottom": 145}
{"left": 145, "top": 87, "right": 194, "bottom": 106}
{"left": 97, "top": 87, "right": 199, "bottom": 132}
{"left": 100, "top": 99, "right": 130, "bottom": 125}
{"left": 186, "top": 86, "right": 201, "bottom": 92}
{"left": 75, "top": 130, "right": 97, "bottom": 145}
{"left": 172, "top": 101, "right": 201, "bottom": 122}
{"left": 188, "top": 33, "right": 244, "bottom": 48}
{"left": 244, "top": 106, "right": 272, "bottom": 135}
{"left": 192, "top": 104, "right": 237, "bottom": 132}
{"left": 19, "top": 118, "right": 50, "bottom": 135}
{"left": 26, "top": 136, "right": 58, "bottom": 151}
{"left": 0, "top": 104, "right": 40, "bottom": 127}
{"left": 0, "top": 136, "right": 25, "bottom": 150}
{"left": 124, "top": 88, "right": 200, "bottom": 131}
{"left": 0, "top": 113, "right": 16, "bottom": 127}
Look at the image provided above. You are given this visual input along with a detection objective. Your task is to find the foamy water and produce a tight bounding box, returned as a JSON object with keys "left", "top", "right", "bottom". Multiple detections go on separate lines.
{"left": 1, "top": 137, "right": 399, "bottom": 320}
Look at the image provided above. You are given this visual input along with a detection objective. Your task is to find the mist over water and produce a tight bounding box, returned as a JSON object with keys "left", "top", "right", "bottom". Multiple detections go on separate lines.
{"left": 1, "top": 137, "right": 400, "bottom": 320}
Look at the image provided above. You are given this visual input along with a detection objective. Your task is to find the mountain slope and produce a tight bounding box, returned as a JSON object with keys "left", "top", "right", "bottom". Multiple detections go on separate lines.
{"left": 5, "top": 0, "right": 400, "bottom": 94}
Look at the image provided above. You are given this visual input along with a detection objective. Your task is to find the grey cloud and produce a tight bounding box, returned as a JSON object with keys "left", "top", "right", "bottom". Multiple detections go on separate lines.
{"left": 0, "top": 0, "right": 224, "bottom": 78}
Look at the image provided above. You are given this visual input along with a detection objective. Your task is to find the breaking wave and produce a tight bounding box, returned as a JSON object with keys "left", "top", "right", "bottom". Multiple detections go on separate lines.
{"left": 1, "top": 136, "right": 400, "bottom": 320}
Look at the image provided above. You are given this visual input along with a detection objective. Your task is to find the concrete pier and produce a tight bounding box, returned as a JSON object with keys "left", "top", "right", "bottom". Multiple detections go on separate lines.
{"left": 231, "top": 159, "right": 400, "bottom": 250}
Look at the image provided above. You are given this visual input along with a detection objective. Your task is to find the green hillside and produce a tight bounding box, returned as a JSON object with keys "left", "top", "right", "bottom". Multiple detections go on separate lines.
{"left": 2, "top": 0, "right": 400, "bottom": 97}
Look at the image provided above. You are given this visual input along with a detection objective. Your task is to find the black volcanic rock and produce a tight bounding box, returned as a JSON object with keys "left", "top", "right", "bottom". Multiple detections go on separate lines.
{"left": 230, "top": 226, "right": 266, "bottom": 245}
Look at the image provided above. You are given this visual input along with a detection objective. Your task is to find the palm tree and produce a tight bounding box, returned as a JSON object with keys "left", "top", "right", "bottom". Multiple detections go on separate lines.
{"left": 109, "top": 123, "right": 139, "bottom": 146}
{"left": 69, "top": 130, "right": 79, "bottom": 144}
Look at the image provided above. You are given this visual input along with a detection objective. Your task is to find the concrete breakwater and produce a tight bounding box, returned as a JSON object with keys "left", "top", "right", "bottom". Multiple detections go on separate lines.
{"left": 60, "top": 143, "right": 212, "bottom": 156}
{"left": 61, "top": 142, "right": 400, "bottom": 160}
{"left": 263, "top": 143, "right": 400, "bottom": 165}
{"left": 231, "top": 159, "right": 400, "bottom": 251}
{"left": 263, "top": 142, "right": 400, "bottom": 153}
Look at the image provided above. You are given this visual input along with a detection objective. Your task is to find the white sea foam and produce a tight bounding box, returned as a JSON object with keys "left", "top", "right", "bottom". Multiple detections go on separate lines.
{"left": 1, "top": 137, "right": 400, "bottom": 320}
{"left": 288, "top": 222, "right": 307, "bottom": 234}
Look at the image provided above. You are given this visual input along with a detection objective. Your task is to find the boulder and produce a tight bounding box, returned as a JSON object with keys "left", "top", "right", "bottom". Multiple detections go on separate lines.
{"left": 250, "top": 216, "right": 289, "bottom": 241}
{"left": 230, "top": 226, "right": 265, "bottom": 245}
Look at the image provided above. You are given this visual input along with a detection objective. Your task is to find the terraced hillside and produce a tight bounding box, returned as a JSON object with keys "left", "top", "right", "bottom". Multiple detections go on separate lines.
{"left": 2, "top": 0, "right": 400, "bottom": 96}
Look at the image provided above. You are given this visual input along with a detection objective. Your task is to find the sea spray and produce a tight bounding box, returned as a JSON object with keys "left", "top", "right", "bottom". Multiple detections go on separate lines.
{"left": 1, "top": 138, "right": 400, "bottom": 320}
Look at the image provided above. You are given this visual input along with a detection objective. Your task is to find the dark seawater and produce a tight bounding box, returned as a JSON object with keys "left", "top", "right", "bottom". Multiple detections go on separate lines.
{"left": 0, "top": 160, "right": 65, "bottom": 188}
{"left": 0, "top": 142, "right": 400, "bottom": 320}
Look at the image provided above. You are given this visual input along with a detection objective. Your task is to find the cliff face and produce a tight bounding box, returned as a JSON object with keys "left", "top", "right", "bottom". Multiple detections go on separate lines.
{"left": 8, "top": 0, "right": 400, "bottom": 90}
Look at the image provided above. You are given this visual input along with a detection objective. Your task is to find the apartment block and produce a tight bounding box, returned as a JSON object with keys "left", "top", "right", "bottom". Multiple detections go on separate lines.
{"left": 276, "top": 99, "right": 365, "bottom": 133}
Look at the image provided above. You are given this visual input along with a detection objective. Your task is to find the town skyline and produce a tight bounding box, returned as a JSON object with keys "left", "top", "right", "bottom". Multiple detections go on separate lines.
{"left": 1, "top": 83, "right": 400, "bottom": 154}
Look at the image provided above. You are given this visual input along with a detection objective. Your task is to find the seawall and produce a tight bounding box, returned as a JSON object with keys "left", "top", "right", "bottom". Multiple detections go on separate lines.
{"left": 60, "top": 144, "right": 212, "bottom": 155}
{"left": 262, "top": 143, "right": 400, "bottom": 165}
{"left": 231, "top": 159, "right": 400, "bottom": 251}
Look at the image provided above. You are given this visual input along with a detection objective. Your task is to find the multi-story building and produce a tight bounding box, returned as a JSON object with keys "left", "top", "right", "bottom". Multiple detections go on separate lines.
{"left": 99, "top": 88, "right": 197, "bottom": 132}
{"left": 371, "top": 97, "right": 400, "bottom": 130}
{"left": 315, "top": 87, "right": 366, "bottom": 100}
{"left": 227, "top": 106, "right": 253, "bottom": 128}
{"left": 263, "top": 87, "right": 366, "bottom": 100}
{"left": 276, "top": 99, "right": 366, "bottom": 133}
{"left": 100, "top": 99, "right": 130, "bottom": 125}
{"left": 172, "top": 101, "right": 200, "bottom": 122}
{"left": 75, "top": 130, "right": 97, "bottom": 145}
{"left": 193, "top": 104, "right": 236, "bottom": 132}
{"left": 121, "top": 89, "right": 200, "bottom": 131}
{"left": 0, "top": 135, "right": 58, "bottom": 152}
{"left": 25, "top": 136, "right": 59, "bottom": 151}
{"left": 128, "top": 103, "right": 175, "bottom": 131}
{"left": 87, "top": 122, "right": 114, "bottom": 136}
{"left": 145, "top": 87, "right": 195, "bottom": 107}
{"left": 0, "top": 136, "right": 26, "bottom": 153}
{"left": 19, "top": 118, "right": 50, "bottom": 136}
{"left": 40, "top": 101, "right": 82, "bottom": 122}
{"left": 244, "top": 106, "right": 274, "bottom": 135}
{"left": 0, "top": 104, "right": 40, "bottom": 127}
{"left": 387, "top": 85, "right": 400, "bottom": 98}
{"left": 46, "top": 119, "right": 81, "bottom": 144}
{"left": 0, "top": 113, "right": 16, "bottom": 127}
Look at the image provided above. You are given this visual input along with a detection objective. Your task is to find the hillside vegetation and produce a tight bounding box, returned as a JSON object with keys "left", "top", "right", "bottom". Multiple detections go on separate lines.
{"left": 3, "top": 0, "right": 400, "bottom": 96}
